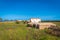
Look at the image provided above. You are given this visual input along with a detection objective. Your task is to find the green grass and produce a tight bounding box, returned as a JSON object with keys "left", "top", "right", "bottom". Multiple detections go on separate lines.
{"left": 52, "top": 22, "right": 60, "bottom": 26}
{"left": 0, "top": 22, "right": 28, "bottom": 40}
{"left": 0, "top": 22, "right": 60, "bottom": 40}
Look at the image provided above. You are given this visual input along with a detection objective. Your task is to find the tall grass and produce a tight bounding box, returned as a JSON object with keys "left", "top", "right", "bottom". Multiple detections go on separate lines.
{"left": 0, "top": 22, "right": 60, "bottom": 40}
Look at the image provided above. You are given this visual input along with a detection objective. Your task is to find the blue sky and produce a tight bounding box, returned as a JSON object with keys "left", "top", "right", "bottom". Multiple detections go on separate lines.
{"left": 0, "top": 0, "right": 60, "bottom": 20}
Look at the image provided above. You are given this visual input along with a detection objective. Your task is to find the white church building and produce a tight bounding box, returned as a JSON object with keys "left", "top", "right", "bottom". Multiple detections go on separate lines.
{"left": 30, "top": 18, "right": 41, "bottom": 23}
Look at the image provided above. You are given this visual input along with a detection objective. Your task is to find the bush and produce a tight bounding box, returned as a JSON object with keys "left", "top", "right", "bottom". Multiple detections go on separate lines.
{"left": 33, "top": 24, "right": 39, "bottom": 29}
{"left": 27, "top": 24, "right": 33, "bottom": 27}
{"left": 15, "top": 20, "right": 20, "bottom": 24}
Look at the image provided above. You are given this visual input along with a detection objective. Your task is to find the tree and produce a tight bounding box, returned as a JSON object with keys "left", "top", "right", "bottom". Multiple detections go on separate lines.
{"left": 0, "top": 18, "right": 3, "bottom": 22}
{"left": 4, "top": 19, "right": 9, "bottom": 22}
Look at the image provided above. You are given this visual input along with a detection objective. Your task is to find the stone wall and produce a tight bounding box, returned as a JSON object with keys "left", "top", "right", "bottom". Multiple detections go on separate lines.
{"left": 28, "top": 22, "right": 56, "bottom": 30}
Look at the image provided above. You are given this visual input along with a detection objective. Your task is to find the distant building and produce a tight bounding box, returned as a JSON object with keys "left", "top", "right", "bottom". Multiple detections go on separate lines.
{"left": 30, "top": 18, "right": 41, "bottom": 23}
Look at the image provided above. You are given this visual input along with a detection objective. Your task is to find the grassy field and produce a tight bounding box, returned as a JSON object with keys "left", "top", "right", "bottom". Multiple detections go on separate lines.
{"left": 0, "top": 21, "right": 60, "bottom": 40}
{"left": 0, "top": 22, "right": 28, "bottom": 40}
{"left": 52, "top": 22, "right": 60, "bottom": 26}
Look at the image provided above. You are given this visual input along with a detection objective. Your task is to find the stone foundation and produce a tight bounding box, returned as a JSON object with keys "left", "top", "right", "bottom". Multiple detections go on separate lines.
{"left": 28, "top": 22, "right": 56, "bottom": 29}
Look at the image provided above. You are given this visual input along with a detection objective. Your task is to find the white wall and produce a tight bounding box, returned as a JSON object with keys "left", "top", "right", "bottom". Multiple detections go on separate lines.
{"left": 30, "top": 18, "right": 41, "bottom": 23}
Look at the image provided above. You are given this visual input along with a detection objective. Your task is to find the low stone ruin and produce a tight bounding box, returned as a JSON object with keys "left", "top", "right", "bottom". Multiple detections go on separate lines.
{"left": 45, "top": 26, "right": 60, "bottom": 37}
{"left": 27, "top": 22, "right": 56, "bottom": 29}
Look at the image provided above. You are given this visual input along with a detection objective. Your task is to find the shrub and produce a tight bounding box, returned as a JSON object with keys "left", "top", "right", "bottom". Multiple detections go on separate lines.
{"left": 15, "top": 20, "right": 20, "bottom": 24}
{"left": 27, "top": 24, "right": 33, "bottom": 27}
{"left": 33, "top": 24, "right": 39, "bottom": 29}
